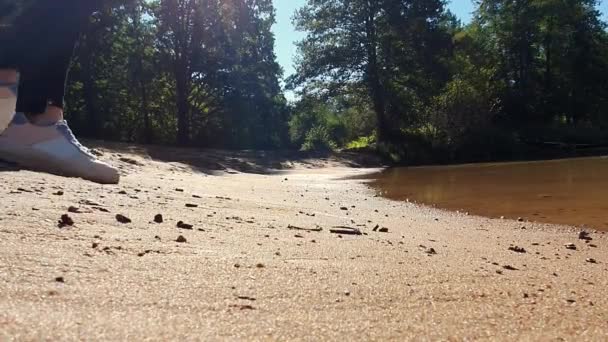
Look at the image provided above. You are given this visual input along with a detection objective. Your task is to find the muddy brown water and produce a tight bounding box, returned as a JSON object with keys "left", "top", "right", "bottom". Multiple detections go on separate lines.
{"left": 369, "top": 156, "right": 608, "bottom": 231}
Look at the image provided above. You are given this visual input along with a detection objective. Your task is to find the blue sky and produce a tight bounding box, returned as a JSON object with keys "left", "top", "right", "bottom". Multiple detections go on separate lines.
{"left": 273, "top": 0, "right": 608, "bottom": 78}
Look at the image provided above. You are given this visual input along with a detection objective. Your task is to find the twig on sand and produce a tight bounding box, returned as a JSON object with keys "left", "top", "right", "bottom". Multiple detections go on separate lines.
{"left": 288, "top": 225, "right": 323, "bottom": 232}
{"left": 330, "top": 226, "right": 362, "bottom": 235}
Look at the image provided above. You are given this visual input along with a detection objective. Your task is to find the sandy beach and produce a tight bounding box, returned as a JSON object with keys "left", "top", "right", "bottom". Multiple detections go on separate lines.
{"left": 1, "top": 143, "right": 606, "bottom": 341}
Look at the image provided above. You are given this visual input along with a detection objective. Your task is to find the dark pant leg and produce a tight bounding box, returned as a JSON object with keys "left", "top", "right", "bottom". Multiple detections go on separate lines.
{"left": 4, "top": 1, "right": 99, "bottom": 114}
{"left": 0, "top": 2, "right": 20, "bottom": 68}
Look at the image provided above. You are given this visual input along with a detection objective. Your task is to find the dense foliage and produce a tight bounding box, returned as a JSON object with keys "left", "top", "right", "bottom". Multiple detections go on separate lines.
{"left": 289, "top": 0, "right": 608, "bottom": 162}
{"left": 65, "top": 0, "right": 287, "bottom": 149}
{"left": 33, "top": 0, "right": 608, "bottom": 161}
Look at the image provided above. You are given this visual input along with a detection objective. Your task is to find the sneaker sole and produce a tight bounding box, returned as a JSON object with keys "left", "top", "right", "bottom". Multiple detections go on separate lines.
{"left": 0, "top": 140, "right": 119, "bottom": 184}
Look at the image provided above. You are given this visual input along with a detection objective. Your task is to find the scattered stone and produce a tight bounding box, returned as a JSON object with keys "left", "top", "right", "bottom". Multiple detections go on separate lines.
{"left": 177, "top": 221, "right": 193, "bottom": 230}
{"left": 340, "top": 207, "right": 348, "bottom": 211}
{"left": 176, "top": 235, "right": 187, "bottom": 243}
{"left": 58, "top": 214, "right": 74, "bottom": 228}
{"left": 115, "top": 214, "right": 132, "bottom": 224}
{"left": 185, "top": 203, "right": 198, "bottom": 208}
{"left": 564, "top": 243, "right": 577, "bottom": 250}
{"left": 230, "top": 304, "right": 255, "bottom": 310}
{"left": 517, "top": 217, "right": 524, "bottom": 222}
{"left": 378, "top": 227, "right": 389, "bottom": 233}
{"left": 154, "top": 214, "right": 164, "bottom": 223}
{"left": 90, "top": 149, "right": 104, "bottom": 157}
{"left": 256, "top": 263, "right": 265, "bottom": 268}
{"left": 578, "top": 231, "right": 592, "bottom": 241}
{"left": 372, "top": 225, "right": 379, "bottom": 232}
{"left": 586, "top": 258, "right": 597, "bottom": 264}
{"left": 119, "top": 157, "right": 142, "bottom": 166}
{"left": 92, "top": 242, "right": 99, "bottom": 249}
{"left": 508, "top": 246, "right": 527, "bottom": 253}
{"left": 118, "top": 190, "right": 127, "bottom": 195}
{"left": 67, "top": 206, "right": 81, "bottom": 213}
{"left": 237, "top": 296, "right": 256, "bottom": 301}
{"left": 175, "top": 188, "right": 184, "bottom": 192}
{"left": 426, "top": 248, "right": 437, "bottom": 255}
{"left": 53, "top": 190, "right": 64, "bottom": 196}
{"left": 81, "top": 199, "right": 101, "bottom": 206}
{"left": 55, "top": 277, "right": 65, "bottom": 283}
{"left": 502, "top": 265, "right": 518, "bottom": 271}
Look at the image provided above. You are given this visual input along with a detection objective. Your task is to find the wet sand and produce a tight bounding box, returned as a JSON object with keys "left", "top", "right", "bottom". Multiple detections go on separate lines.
{"left": 0, "top": 144, "right": 607, "bottom": 340}
{"left": 370, "top": 157, "right": 608, "bottom": 231}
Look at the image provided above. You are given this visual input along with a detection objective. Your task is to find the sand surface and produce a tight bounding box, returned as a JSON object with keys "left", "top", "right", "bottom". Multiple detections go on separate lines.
{"left": 1, "top": 144, "right": 607, "bottom": 341}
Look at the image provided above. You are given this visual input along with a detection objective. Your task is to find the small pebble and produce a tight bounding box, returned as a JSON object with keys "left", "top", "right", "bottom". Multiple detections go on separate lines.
{"left": 508, "top": 246, "right": 526, "bottom": 253}
{"left": 177, "top": 221, "right": 193, "bottom": 230}
{"left": 116, "top": 214, "right": 132, "bottom": 224}
{"left": 58, "top": 214, "right": 74, "bottom": 228}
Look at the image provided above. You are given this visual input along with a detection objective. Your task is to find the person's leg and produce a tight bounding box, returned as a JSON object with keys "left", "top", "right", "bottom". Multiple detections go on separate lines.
{"left": 2, "top": 0, "right": 101, "bottom": 119}
{"left": 15, "top": 0, "right": 95, "bottom": 120}
{"left": 0, "top": 69, "right": 19, "bottom": 133}
{"left": 0, "top": 0, "right": 119, "bottom": 184}
{"left": 0, "top": 5, "right": 20, "bottom": 131}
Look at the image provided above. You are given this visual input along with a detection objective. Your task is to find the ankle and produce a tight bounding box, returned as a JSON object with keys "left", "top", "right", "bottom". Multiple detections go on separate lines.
{"left": 0, "top": 69, "right": 19, "bottom": 84}
{"left": 27, "top": 105, "right": 64, "bottom": 125}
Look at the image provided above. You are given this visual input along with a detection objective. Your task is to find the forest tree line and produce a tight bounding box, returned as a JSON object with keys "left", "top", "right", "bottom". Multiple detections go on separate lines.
{"left": 61, "top": 0, "right": 608, "bottom": 163}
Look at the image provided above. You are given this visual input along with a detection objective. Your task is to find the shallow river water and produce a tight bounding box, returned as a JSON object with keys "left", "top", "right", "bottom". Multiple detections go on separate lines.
{"left": 370, "top": 156, "right": 608, "bottom": 231}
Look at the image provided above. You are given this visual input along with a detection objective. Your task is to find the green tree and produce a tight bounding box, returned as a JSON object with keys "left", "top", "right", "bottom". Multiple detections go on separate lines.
{"left": 289, "top": 0, "right": 450, "bottom": 142}
{"left": 475, "top": 0, "right": 608, "bottom": 125}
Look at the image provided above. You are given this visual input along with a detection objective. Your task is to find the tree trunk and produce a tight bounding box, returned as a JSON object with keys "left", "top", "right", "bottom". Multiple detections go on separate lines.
{"left": 175, "top": 62, "right": 190, "bottom": 146}
{"left": 364, "top": 1, "right": 389, "bottom": 142}
{"left": 544, "top": 20, "right": 553, "bottom": 92}
{"left": 80, "top": 33, "right": 102, "bottom": 139}
{"left": 140, "top": 79, "right": 150, "bottom": 143}
{"left": 130, "top": 4, "right": 151, "bottom": 143}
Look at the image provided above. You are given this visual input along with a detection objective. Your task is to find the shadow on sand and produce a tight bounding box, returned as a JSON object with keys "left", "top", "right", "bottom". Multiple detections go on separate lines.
{"left": 85, "top": 140, "right": 382, "bottom": 176}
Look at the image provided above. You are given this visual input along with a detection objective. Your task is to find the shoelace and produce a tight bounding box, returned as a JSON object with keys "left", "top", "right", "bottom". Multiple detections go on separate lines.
{"left": 56, "top": 121, "right": 95, "bottom": 158}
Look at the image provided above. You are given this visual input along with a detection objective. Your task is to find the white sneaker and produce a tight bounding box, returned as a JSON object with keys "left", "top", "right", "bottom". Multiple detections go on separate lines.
{"left": 0, "top": 113, "right": 120, "bottom": 184}
{"left": 0, "top": 76, "right": 18, "bottom": 133}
